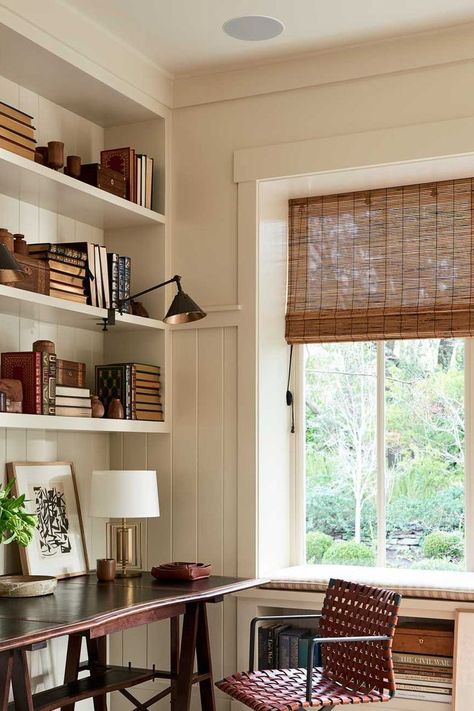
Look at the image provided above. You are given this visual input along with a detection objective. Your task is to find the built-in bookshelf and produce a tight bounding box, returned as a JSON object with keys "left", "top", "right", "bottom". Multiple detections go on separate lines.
{"left": 0, "top": 16, "right": 170, "bottom": 436}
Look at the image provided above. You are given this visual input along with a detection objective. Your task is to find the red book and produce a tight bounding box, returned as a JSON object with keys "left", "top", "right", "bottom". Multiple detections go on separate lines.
{"left": 1, "top": 352, "right": 42, "bottom": 414}
{"left": 100, "top": 147, "right": 136, "bottom": 202}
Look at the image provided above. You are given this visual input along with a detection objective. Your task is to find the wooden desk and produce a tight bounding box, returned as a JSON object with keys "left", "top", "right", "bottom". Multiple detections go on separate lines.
{"left": 0, "top": 573, "right": 262, "bottom": 711}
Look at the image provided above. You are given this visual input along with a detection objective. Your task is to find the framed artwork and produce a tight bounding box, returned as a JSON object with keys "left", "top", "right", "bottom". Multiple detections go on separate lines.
{"left": 7, "top": 461, "right": 89, "bottom": 578}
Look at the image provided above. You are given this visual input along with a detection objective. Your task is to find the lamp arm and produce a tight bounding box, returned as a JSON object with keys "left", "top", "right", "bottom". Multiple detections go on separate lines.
{"left": 117, "top": 274, "right": 182, "bottom": 308}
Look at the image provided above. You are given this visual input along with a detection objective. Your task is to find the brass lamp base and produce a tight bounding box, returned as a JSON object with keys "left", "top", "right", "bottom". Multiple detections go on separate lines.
{"left": 115, "top": 569, "right": 142, "bottom": 578}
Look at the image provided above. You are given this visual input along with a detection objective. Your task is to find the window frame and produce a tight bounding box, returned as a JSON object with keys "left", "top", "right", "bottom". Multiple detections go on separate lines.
{"left": 295, "top": 338, "right": 474, "bottom": 571}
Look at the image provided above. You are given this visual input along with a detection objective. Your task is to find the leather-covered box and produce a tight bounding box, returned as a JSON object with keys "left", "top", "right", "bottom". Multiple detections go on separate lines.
{"left": 80, "top": 163, "right": 127, "bottom": 199}
{"left": 56, "top": 359, "right": 86, "bottom": 388}
{"left": 8, "top": 253, "right": 49, "bottom": 295}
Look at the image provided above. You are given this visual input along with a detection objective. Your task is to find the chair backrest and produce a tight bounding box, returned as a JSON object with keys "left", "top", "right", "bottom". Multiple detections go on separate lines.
{"left": 319, "top": 578, "right": 401, "bottom": 696}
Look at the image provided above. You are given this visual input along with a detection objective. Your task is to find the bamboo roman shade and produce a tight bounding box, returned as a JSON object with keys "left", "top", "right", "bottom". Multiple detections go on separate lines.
{"left": 286, "top": 178, "right": 474, "bottom": 343}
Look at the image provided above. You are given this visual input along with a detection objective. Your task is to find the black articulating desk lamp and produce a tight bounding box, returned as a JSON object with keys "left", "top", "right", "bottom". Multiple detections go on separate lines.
{"left": 103, "top": 274, "right": 206, "bottom": 330}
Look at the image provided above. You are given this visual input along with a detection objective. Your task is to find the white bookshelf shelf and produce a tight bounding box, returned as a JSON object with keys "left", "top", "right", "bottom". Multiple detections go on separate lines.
{"left": 0, "top": 412, "right": 169, "bottom": 434}
{"left": 0, "top": 285, "right": 166, "bottom": 332}
{"left": 0, "top": 148, "right": 166, "bottom": 230}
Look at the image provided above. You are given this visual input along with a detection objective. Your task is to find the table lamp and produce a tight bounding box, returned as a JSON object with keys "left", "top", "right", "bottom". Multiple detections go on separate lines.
{"left": 90, "top": 470, "right": 160, "bottom": 578}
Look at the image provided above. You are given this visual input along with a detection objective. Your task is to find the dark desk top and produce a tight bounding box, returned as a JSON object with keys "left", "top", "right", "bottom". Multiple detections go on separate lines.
{"left": 0, "top": 574, "right": 263, "bottom": 652}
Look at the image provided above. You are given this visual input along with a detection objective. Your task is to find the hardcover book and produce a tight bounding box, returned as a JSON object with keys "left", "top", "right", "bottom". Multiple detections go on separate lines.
{"left": 107, "top": 252, "right": 119, "bottom": 309}
{"left": 0, "top": 136, "right": 35, "bottom": 160}
{"left": 28, "top": 243, "right": 87, "bottom": 261}
{"left": 101, "top": 147, "right": 136, "bottom": 201}
{"left": 1, "top": 352, "right": 42, "bottom": 414}
{"left": 0, "top": 115, "right": 35, "bottom": 139}
{"left": 0, "top": 101, "right": 33, "bottom": 125}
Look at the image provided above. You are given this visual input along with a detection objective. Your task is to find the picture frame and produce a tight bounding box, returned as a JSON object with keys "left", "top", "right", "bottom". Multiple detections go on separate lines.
{"left": 7, "top": 461, "right": 89, "bottom": 578}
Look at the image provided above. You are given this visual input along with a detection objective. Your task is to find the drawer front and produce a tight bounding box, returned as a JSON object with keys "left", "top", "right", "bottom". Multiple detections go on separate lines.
{"left": 393, "top": 631, "right": 453, "bottom": 657}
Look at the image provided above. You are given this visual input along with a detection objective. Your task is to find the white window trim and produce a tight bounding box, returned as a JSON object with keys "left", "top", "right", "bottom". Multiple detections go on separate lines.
{"left": 295, "top": 338, "right": 474, "bottom": 571}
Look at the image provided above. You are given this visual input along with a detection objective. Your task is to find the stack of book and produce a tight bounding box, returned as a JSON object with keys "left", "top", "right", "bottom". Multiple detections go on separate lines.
{"left": 28, "top": 243, "right": 87, "bottom": 304}
{"left": 258, "top": 623, "right": 321, "bottom": 670}
{"left": 28, "top": 242, "right": 131, "bottom": 311}
{"left": 96, "top": 362, "right": 163, "bottom": 421}
{"left": 1, "top": 350, "right": 56, "bottom": 415}
{"left": 55, "top": 385, "right": 91, "bottom": 418}
{"left": 393, "top": 620, "right": 454, "bottom": 703}
{"left": 0, "top": 101, "right": 36, "bottom": 161}
{"left": 101, "top": 147, "right": 153, "bottom": 208}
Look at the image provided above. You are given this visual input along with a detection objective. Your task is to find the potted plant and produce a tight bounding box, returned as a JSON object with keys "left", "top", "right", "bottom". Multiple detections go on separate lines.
{"left": 0, "top": 479, "right": 37, "bottom": 546}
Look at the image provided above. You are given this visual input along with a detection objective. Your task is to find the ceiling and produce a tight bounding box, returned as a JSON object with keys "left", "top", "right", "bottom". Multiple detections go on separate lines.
{"left": 63, "top": 0, "right": 474, "bottom": 76}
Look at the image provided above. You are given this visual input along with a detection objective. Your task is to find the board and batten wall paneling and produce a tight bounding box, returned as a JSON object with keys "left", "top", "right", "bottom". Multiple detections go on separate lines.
{"left": 110, "top": 326, "right": 238, "bottom": 711}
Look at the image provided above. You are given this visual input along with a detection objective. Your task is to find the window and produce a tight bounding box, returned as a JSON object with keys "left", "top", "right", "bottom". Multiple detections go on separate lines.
{"left": 304, "top": 338, "right": 466, "bottom": 571}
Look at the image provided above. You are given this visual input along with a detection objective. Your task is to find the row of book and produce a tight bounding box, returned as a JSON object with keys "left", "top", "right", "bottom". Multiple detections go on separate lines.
{"left": 101, "top": 148, "right": 154, "bottom": 208}
{"left": 96, "top": 362, "right": 163, "bottom": 421}
{"left": 394, "top": 651, "right": 452, "bottom": 703}
{"left": 0, "top": 101, "right": 35, "bottom": 161}
{"left": 258, "top": 623, "right": 321, "bottom": 671}
{"left": 1, "top": 351, "right": 58, "bottom": 415}
{"left": 28, "top": 242, "right": 131, "bottom": 311}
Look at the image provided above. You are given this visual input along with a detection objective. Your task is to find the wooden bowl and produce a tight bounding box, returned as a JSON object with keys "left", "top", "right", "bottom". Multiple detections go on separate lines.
{"left": 0, "top": 575, "right": 57, "bottom": 597}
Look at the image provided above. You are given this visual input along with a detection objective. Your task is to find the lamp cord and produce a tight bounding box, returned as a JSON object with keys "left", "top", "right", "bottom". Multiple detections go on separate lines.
{"left": 286, "top": 344, "right": 295, "bottom": 434}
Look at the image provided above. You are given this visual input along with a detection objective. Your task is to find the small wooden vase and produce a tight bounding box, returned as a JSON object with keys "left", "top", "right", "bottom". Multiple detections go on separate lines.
{"left": 13, "top": 234, "right": 28, "bottom": 255}
{"left": 91, "top": 395, "right": 105, "bottom": 418}
{"left": 47, "top": 141, "right": 64, "bottom": 171}
{"left": 107, "top": 398, "right": 124, "bottom": 419}
{"left": 66, "top": 155, "right": 81, "bottom": 179}
{"left": 96, "top": 559, "right": 116, "bottom": 582}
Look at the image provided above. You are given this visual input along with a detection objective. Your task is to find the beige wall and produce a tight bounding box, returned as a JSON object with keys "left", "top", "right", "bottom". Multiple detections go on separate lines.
{"left": 171, "top": 45, "right": 474, "bottom": 706}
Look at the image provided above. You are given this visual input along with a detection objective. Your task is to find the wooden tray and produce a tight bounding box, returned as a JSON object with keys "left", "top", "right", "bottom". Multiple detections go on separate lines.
{"left": 0, "top": 575, "right": 57, "bottom": 597}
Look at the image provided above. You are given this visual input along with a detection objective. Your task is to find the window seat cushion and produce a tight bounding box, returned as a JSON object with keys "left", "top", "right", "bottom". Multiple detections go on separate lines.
{"left": 263, "top": 564, "right": 474, "bottom": 601}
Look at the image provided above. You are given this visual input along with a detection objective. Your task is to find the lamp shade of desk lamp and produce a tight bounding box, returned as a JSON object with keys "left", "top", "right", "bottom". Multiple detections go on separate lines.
{"left": 0, "top": 243, "right": 26, "bottom": 283}
{"left": 90, "top": 470, "right": 160, "bottom": 577}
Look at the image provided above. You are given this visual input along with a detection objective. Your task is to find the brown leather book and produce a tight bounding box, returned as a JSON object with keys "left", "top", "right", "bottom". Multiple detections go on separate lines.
{"left": 49, "top": 280, "right": 85, "bottom": 296}
{"left": 50, "top": 270, "right": 84, "bottom": 287}
{"left": 0, "top": 115, "right": 35, "bottom": 139}
{"left": 0, "top": 136, "right": 35, "bottom": 160}
{"left": 0, "top": 101, "right": 33, "bottom": 126}
{"left": 1, "top": 352, "right": 42, "bottom": 414}
{"left": 101, "top": 147, "right": 136, "bottom": 201}
{"left": 0, "top": 126, "right": 35, "bottom": 149}
{"left": 49, "top": 289, "right": 87, "bottom": 304}
{"left": 135, "top": 410, "right": 164, "bottom": 421}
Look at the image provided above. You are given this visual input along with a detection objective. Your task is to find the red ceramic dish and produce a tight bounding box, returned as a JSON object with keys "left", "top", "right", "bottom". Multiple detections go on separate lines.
{"left": 151, "top": 562, "right": 212, "bottom": 581}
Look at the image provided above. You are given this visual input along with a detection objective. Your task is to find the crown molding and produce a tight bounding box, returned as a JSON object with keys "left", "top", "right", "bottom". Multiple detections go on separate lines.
{"left": 174, "top": 22, "right": 474, "bottom": 109}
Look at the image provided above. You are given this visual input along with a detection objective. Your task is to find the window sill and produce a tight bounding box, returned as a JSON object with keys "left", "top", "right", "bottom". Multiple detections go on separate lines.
{"left": 262, "top": 564, "right": 474, "bottom": 601}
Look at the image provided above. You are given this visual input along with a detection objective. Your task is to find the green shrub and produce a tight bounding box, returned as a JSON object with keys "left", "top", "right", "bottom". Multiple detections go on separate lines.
{"left": 322, "top": 540, "right": 375, "bottom": 566}
{"left": 411, "top": 558, "right": 463, "bottom": 571}
{"left": 306, "top": 531, "right": 333, "bottom": 563}
{"left": 423, "top": 531, "right": 463, "bottom": 560}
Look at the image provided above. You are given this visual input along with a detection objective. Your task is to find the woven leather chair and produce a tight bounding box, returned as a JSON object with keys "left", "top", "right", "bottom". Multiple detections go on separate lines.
{"left": 216, "top": 578, "right": 401, "bottom": 710}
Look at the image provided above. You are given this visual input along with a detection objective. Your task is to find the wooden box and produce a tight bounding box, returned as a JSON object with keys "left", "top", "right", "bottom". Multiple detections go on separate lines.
{"left": 79, "top": 163, "right": 127, "bottom": 199}
{"left": 56, "top": 359, "right": 86, "bottom": 388}
{"left": 393, "top": 623, "right": 454, "bottom": 657}
{"left": 9, "top": 253, "right": 49, "bottom": 295}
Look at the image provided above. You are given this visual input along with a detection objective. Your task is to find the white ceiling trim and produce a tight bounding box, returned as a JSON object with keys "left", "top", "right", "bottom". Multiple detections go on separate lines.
{"left": 174, "top": 22, "right": 474, "bottom": 108}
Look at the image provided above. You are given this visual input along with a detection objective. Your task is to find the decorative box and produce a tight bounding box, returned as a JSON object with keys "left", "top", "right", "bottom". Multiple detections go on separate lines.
{"left": 9, "top": 253, "right": 49, "bottom": 295}
{"left": 79, "top": 163, "right": 127, "bottom": 199}
{"left": 56, "top": 359, "right": 86, "bottom": 388}
{"left": 151, "top": 562, "right": 212, "bottom": 581}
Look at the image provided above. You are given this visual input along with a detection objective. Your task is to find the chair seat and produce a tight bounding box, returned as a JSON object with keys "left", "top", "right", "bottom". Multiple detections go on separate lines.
{"left": 216, "top": 668, "right": 390, "bottom": 710}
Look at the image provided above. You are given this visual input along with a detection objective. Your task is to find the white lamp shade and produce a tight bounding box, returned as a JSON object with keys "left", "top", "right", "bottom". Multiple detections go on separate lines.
{"left": 90, "top": 470, "right": 160, "bottom": 519}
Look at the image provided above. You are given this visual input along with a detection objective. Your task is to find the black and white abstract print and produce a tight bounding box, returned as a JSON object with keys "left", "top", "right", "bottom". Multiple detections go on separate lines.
{"left": 34, "top": 484, "right": 72, "bottom": 557}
